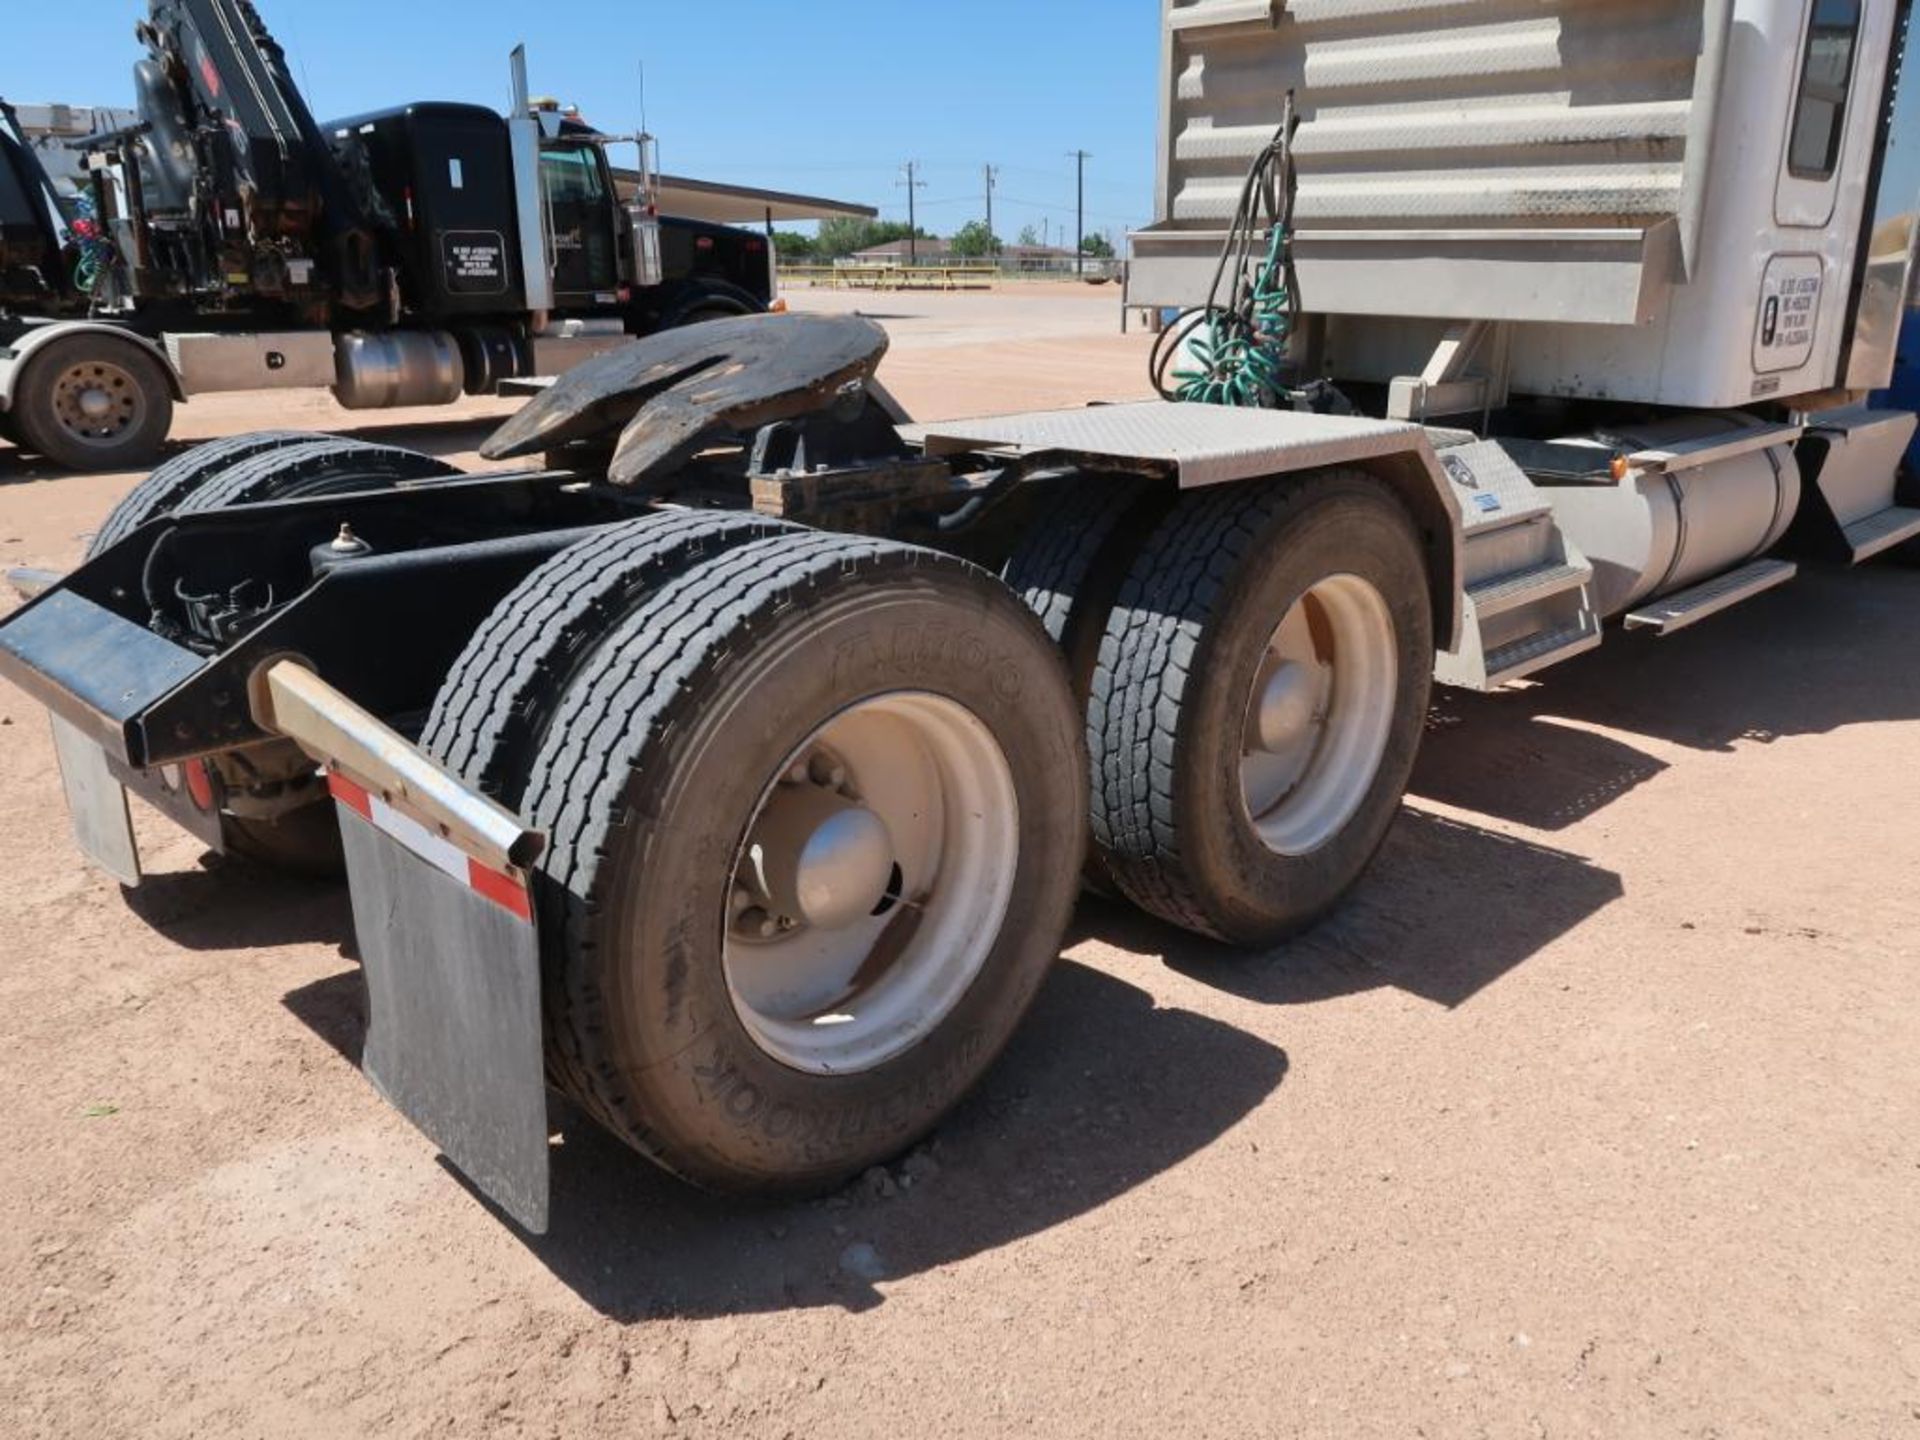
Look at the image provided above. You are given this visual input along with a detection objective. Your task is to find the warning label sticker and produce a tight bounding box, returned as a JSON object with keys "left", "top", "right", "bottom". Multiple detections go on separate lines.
{"left": 442, "top": 231, "right": 509, "bottom": 296}
{"left": 1753, "top": 255, "right": 1822, "bottom": 375}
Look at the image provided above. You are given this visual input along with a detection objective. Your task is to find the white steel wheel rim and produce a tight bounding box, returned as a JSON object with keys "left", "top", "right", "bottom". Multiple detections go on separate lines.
{"left": 722, "top": 692, "right": 1020, "bottom": 1076}
{"left": 52, "top": 359, "right": 145, "bottom": 446}
{"left": 1239, "top": 573, "right": 1398, "bottom": 857}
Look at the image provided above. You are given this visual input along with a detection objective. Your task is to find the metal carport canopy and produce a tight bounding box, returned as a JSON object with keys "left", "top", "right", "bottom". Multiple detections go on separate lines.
{"left": 612, "top": 170, "right": 876, "bottom": 225}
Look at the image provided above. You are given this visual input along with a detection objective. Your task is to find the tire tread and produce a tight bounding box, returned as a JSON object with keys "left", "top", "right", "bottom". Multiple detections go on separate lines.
{"left": 420, "top": 510, "right": 799, "bottom": 804}
{"left": 1090, "top": 471, "right": 1391, "bottom": 939}
{"left": 88, "top": 431, "right": 338, "bottom": 556}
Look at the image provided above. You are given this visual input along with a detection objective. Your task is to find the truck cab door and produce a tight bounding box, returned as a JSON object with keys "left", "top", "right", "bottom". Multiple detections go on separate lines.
{"left": 538, "top": 142, "right": 620, "bottom": 308}
{"left": 1774, "top": 0, "right": 1872, "bottom": 230}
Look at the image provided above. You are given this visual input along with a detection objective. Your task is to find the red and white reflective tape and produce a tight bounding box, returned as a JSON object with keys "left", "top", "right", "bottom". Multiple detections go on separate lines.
{"left": 326, "top": 772, "right": 533, "bottom": 923}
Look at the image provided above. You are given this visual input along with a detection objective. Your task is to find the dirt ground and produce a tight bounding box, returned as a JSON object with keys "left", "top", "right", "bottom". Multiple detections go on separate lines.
{"left": 1, "top": 287, "right": 1916, "bottom": 1440}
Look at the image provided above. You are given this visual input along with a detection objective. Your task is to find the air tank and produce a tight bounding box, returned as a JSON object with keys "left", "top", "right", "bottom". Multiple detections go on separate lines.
{"left": 1537, "top": 414, "right": 1801, "bottom": 619}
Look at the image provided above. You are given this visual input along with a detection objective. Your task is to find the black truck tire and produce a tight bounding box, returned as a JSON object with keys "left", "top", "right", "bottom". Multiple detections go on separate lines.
{"left": 173, "top": 437, "right": 459, "bottom": 514}
{"left": 12, "top": 334, "right": 175, "bottom": 473}
{"left": 663, "top": 279, "right": 765, "bottom": 327}
{"left": 100, "top": 435, "right": 457, "bottom": 875}
{"left": 1002, "top": 474, "right": 1165, "bottom": 687}
{"left": 421, "top": 510, "right": 800, "bottom": 806}
{"left": 191, "top": 438, "right": 459, "bottom": 873}
{"left": 88, "top": 430, "right": 342, "bottom": 557}
{"left": 461, "top": 529, "right": 1084, "bottom": 1194}
{"left": 1001, "top": 473, "right": 1170, "bottom": 891}
{"left": 1088, "top": 471, "right": 1432, "bottom": 946}
{"left": 222, "top": 802, "right": 355, "bottom": 880}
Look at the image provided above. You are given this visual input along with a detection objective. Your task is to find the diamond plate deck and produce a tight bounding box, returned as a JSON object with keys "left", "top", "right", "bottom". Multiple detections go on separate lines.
{"left": 903, "top": 402, "right": 1437, "bottom": 490}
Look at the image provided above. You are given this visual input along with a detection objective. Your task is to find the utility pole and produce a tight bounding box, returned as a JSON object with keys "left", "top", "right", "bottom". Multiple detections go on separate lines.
{"left": 898, "top": 161, "right": 926, "bottom": 264}
{"left": 983, "top": 164, "right": 998, "bottom": 258}
{"left": 1068, "top": 150, "right": 1090, "bottom": 274}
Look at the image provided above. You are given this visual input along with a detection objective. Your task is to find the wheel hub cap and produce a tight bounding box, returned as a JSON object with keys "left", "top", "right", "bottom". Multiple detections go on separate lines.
{"left": 722, "top": 693, "right": 1020, "bottom": 1076}
{"left": 52, "top": 360, "right": 144, "bottom": 443}
{"left": 1250, "top": 660, "right": 1323, "bottom": 755}
{"left": 741, "top": 776, "right": 896, "bottom": 932}
{"left": 1239, "top": 574, "right": 1398, "bottom": 857}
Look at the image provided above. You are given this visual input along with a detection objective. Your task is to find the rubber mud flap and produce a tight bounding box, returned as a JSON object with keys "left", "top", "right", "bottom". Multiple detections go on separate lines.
{"left": 50, "top": 713, "right": 140, "bottom": 886}
{"left": 336, "top": 800, "right": 550, "bottom": 1233}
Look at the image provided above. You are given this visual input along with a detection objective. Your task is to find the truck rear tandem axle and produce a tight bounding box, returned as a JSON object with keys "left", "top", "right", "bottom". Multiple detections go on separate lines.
{"left": 2, "top": 312, "right": 1914, "bottom": 1230}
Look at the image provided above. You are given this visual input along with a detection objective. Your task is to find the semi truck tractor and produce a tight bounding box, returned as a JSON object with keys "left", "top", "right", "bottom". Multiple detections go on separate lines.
{"left": 0, "top": 0, "right": 1914, "bottom": 1232}
{"left": 0, "top": 0, "right": 770, "bottom": 471}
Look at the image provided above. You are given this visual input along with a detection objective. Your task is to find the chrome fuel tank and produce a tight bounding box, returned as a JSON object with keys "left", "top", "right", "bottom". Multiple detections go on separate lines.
{"left": 1532, "top": 415, "right": 1801, "bottom": 619}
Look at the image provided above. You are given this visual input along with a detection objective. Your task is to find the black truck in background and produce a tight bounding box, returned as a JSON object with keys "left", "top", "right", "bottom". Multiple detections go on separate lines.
{"left": 0, "top": 0, "right": 771, "bottom": 470}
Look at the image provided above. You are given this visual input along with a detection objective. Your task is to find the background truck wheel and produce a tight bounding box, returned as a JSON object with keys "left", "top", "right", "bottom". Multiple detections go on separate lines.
{"left": 455, "top": 529, "right": 1085, "bottom": 1194}
{"left": 12, "top": 335, "right": 174, "bottom": 472}
{"left": 1089, "top": 470, "right": 1432, "bottom": 946}
{"left": 663, "top": 279, "right": 765, "bottom": 327}
{"left": 88, "top": 430, "right": 349, "bottom": 557}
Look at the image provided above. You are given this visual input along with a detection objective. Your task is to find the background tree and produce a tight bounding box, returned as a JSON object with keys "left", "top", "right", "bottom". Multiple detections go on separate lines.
{"left": 1016, "top": 223, "right": 1043, "bottom": 248}
{"left": 1080, "top": 232, "right": 1116, "bottom": 260}
{"left": 772, "top": 230, "right": 818, "bottom": 263}
{"left": 815, "top": 217, "right": 931, "bottom": 260}
{"left": 949, "top": 220, "right": 1003, "bottom": 259}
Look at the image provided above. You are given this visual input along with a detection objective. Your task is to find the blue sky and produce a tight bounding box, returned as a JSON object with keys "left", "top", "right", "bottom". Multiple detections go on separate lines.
{"left": 10, "top": 4, "right": 1915, "bottom": 249}
{"left": 4, "top": 0, "right": 1164, "bottom": 243}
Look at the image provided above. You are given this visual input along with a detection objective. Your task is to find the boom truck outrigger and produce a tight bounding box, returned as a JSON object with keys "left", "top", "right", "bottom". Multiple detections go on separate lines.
{"left": 0, "top": 0, "right": 770, "bottom": 471}
{"left": 1, "top": 0, "right": 1916, "bottom": 1231}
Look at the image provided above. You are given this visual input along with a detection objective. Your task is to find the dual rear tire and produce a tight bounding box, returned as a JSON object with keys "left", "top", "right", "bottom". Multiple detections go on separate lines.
{"left": 1007, "top": 470, "right": 1433, "bottom": 946}
{"left": 424, "top": 519, "right": 1086, "bottom": 1194}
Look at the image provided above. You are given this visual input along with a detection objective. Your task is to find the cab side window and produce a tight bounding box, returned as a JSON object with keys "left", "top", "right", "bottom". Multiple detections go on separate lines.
{"left": 1787, "top": 0, "right": 1863, "bottom": 180}
{"left": 540, "top": 147, "right": 606, "bottom": 205}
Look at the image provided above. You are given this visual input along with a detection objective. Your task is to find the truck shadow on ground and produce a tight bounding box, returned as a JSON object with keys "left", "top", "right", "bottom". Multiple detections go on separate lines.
{"left": 0, "top": 413, "right": 512, "bottom": 488}
{"left": 1084, "top": 807, "right": 1624, "bottom": 1012}
{"left": 0, "top": 445, "right": 75, "bottom": 487}
{"left": 521, "top": 957, "right": 1288, "bottom": 1321}
{"left": 282, "top": 952, "right": 1287, "bottom": 1321}
{"left": 272, "top": 805, "right": 1617, "bottom": 1322}
{"left": 121, "top": 859, "right": 354, "bottom": 952}
{"left": 1412, "top": 563, "right": 1920, "bottom": 830}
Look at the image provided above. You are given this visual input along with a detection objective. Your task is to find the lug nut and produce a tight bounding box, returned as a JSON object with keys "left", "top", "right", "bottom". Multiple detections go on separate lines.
{"left": 809, "top": 755, "right": 847, "bottom": 789}
{"left": 737, "top": 906, "right": 780, "bottom": 940}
